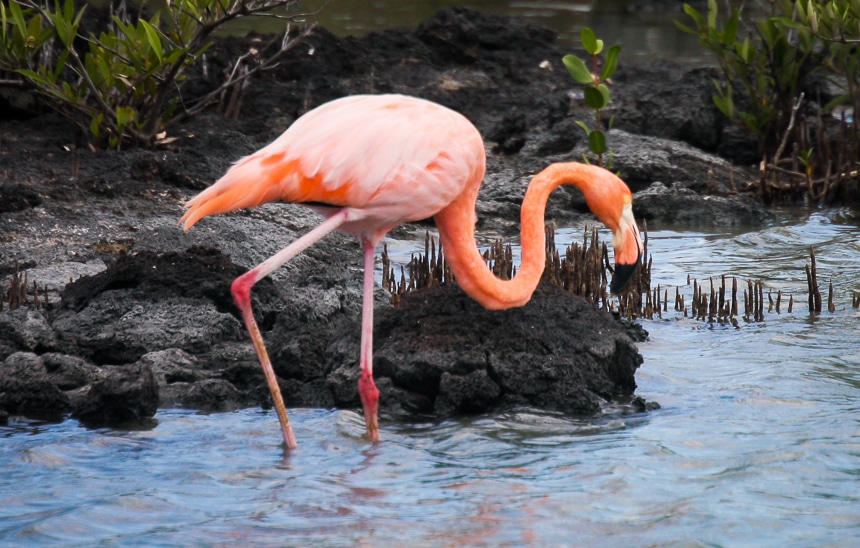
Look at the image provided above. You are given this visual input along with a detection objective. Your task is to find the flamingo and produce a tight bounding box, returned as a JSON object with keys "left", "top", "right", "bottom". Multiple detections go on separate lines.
{"left": 181, "top": 94, "right": 643, "bottom": 449}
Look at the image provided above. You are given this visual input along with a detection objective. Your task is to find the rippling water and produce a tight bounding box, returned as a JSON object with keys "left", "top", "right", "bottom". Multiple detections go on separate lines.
{"left": 3, "top": 208, "right": 859, "bottom": 545}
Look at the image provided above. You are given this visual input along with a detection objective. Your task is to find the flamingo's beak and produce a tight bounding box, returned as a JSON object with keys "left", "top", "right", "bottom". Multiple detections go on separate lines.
{"left": 610, "top": 203, "right": 643, "bottom": 295}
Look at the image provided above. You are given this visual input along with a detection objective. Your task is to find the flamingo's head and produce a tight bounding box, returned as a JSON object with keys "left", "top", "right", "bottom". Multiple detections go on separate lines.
{"left": 608, "top": 200, "right": 643, "bottom": 294}
{"left": 576, "top": 165, "right": 643, "bottom": 295}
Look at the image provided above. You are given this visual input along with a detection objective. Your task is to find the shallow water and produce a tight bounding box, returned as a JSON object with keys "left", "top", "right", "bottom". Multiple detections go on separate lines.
{"left": 3, "top": 208, "right": 859, "bottom": 546}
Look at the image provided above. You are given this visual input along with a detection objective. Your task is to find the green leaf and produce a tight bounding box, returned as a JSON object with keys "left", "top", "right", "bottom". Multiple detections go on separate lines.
{"left": 116, "top": 105, "right": 136, "bottom": 127}
{"left": 60, "top": 81, "right": 78, "bottom": 103}
{"left": 164, "top": 48, "right": 187, "bottom": 65}
{"left": 72, "top": 1, "right": 86, "bottom": 27}
{"left": 16, "top": 68, "right": 51, "bottom": 86}
{"left": 596, "top": 83, "right": 611, "bottom": 105}
{"left": 139, "top": 19, "right": 163, "bottom": 62}
{"left": 50, "top": 49, "right": 69, "bottom": 81}
{"left": 95, "top": 55, "right": 113, "bottom": 87}
{"left": 562, "top": 54, "right": 593, "bottom": 84}
{"left": 588, "top": 129, "right": 607, "bottom": 155}
{"left": 0, "top": 5, "right": 8, "bottom": 42}
{"left": 90, "top": 112, "right": 104, "bottom": 138}
{"left": 711, "top": 79, "right": 734, "bottom": 118}
{"left": 575, "top": 120, "right": 591, "bottom": 135}
{"left": 584, "top": 85, "right": 607, "bottom": 109}
{"left": 51, "top": 0, "right": 83, "bottom": 47}
{"left": 674, "top": 20, "right": 697, "bottom": 35}
{"left": 580, "top": 27, "right": 598, "bottom": 54}
{"left": 682, "top": 3, "right": 705, "bottom": 29}
{"left": 62, "top": 0, "right": 76, "bottom": 21}
{"left": 601, "top": 44, "right": 621, "bottom": 80}
{"left": 740, "top": 37, "right": 751, "bottom": 62}
{"left": 707, "top": 0, "right": 718, "bottom": 30}
{"left": 739, "top": 112, "right": 760, "bottom": 132}
{"left": 712, "top": 94, "right": 733, "bottom": 118}
{"left": 756, "top": 19, "right": 774, "bottom": 46}
{"left": 8, "top": 1, "right": 27, "bottom": 37}
{"left": 822, "top": 92, "right": 852, "bottom": 112}
{"left": 52, "top": 13, "right": 73, "bottom": 47}
{"left": 111, "top": 16, "right": 135, "bottom": 41}
{"left": 26, "top": 12, "right": 41, "bottom": 38}
{"left": 723, "top": 9, "right": 740, "bottom": 44}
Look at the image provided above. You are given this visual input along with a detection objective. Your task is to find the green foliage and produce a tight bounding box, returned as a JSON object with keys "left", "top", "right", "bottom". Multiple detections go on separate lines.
{"left": 676, "top": 0, "right": 809, "bottom": 147}
{"left": 562, "top": 27, "right": 620, "bottom": 167}
{"left": 677, "top": 0, "right": 860, "bottom": 203}
{"left": 0, "top": 0, "right": 310, "bottom": 148}
{"left": 794, "top": 0, "right": 860, "bottom": 112}
{"left": 677, "top": 0, "right": 859, "bottom": 154}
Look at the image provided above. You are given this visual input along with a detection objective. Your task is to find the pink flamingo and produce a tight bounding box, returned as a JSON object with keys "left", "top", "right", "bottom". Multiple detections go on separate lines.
{"left": 181, "top": 94, "right": 643, "bottom": 449}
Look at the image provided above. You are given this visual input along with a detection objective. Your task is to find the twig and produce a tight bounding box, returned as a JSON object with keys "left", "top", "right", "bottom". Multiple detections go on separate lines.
{"left": 772, "top": 92, "right": 804, "bottom": 164}
{"left": 173, "top": 26, "right": 314, "bottom": 124}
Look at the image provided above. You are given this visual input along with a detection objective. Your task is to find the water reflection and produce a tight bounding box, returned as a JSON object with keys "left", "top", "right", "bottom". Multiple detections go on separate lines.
{"left": 230, "top": 0, "right": 715, "bottom": 65}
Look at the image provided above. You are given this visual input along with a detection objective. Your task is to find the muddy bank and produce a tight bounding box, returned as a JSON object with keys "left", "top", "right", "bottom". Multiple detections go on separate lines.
{"left": 0, "top": 7, "right": 781, "bottom": 425}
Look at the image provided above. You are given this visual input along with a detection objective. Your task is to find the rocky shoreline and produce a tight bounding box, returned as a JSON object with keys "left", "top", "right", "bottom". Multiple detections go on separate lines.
{"left": 1, "top": 8, "right": 778, "bottom": 426}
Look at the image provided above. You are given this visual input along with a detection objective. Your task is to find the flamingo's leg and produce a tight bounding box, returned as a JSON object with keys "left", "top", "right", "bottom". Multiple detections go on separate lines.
{"left": 232, "top": 210, "right": 351, "bottom": 449}
{"left": 358, "top": 237, "right": 381, "bottom": 441}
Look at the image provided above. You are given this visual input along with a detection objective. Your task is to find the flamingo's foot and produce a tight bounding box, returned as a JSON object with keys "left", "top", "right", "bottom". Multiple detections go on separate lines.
{"left": 358, "top": 373, "right": 380, "bottom": 442}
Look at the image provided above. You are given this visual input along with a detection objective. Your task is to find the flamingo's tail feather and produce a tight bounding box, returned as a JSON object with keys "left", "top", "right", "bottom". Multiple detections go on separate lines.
{"left": 180, "top": 155, "right": 293, "bottom": 230}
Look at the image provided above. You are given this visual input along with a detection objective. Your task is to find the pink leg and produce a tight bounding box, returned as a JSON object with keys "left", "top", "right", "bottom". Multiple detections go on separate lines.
{"left": 358, "top": 237, "right": 381, "bottom": 441}
{"left": 233, "top": 280, "right": 298, "bottom": 450}
{"left": 232, "top": 210, "right": 352, "bottom": 449}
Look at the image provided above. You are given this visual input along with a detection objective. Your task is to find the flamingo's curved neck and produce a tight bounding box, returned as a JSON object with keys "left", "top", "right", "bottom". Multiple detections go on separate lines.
{"left": 435, "top": 162, "right": 602, "bottom": 310}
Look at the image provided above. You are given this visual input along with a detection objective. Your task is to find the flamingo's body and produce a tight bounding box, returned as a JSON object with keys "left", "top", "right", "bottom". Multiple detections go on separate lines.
{"left": 181, "top": 94, "right": 643, "bottom": 449}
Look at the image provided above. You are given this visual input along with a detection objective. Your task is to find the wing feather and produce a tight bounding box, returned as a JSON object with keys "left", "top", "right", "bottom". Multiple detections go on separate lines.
{"left": 182, "top": 94, "right": 484, "bottom": 230}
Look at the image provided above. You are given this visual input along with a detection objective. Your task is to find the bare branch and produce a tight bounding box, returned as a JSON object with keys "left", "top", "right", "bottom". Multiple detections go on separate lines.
{"left": 173, "top": 25, "right": 314, "bottom": 123}
{"left": 772, "top": 93, "right": 805, "bottom": 164}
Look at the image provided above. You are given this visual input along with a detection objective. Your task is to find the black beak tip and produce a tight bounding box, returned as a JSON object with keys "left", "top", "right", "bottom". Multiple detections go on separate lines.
{"left": 610, "top": 262, "right": 639, "bottom": 295}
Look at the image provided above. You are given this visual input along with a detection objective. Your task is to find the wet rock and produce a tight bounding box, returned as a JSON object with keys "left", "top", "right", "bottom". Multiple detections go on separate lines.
{"left": 634, "top": 182, "right": 775, "bottom": 227}
{"left": 72, "top": 363, "right": 158, "bottom": 425}
{"left": 0, "top": 352, "right": 71, "bottom": 418}
{"left": 326, "top": 283, "right": 647, "bottom": 418}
